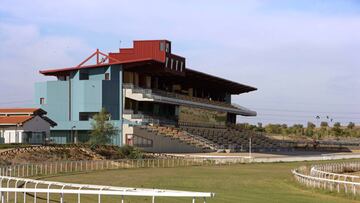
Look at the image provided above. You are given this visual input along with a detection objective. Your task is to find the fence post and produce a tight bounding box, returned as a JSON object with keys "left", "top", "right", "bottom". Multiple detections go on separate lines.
{"left": 23, "top": 181, "right": 28, "bottom": 203}
{"left": 14, "top": 179, "right": 19, "bottom": 202}
{"left": 47, "top": 183, "right": 52, "bottom": 203}
{"left": 60, "top": 193, "right": 64, "bottom": 203}
{"left": 34, "top": 182, "right": 39, "bottom": 203}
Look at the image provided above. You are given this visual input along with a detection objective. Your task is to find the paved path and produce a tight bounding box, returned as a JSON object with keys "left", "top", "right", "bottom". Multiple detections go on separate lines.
{"left": 169, "top": 151, "right": 360, "bottom": 163}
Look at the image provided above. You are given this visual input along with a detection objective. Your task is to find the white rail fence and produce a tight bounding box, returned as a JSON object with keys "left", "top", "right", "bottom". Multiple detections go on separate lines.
{"left": 293, "top": 161, "right": 360, "bottom": 195}
{"left": 1, "top": 158, "right": 253, "bottom": 203}
{"left": 0, "top": 157, "right": 252, "bottom": 178}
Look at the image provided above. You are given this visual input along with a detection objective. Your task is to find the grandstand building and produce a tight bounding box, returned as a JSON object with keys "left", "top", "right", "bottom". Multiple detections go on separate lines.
{"left": 35, "top": 40, "right": 262, "bottom": 152}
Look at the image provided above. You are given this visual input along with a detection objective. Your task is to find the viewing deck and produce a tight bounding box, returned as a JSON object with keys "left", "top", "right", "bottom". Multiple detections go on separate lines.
{"left": 123, "top": 84, "right": 256, "bottom": 116}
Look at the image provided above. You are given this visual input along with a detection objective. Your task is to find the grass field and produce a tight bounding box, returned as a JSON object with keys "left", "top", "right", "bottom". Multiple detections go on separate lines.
{"left": 41, "top": 161, "right": 360, "bottom": 203}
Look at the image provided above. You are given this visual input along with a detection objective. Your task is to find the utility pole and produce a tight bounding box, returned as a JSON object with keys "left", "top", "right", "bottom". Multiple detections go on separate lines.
{"left": 71, "top": 126, "right": 76, "bottom": 143}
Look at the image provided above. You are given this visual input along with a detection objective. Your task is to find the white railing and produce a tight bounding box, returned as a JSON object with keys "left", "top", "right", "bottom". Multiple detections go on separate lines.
{"left": 293, "top": 161, "right": 360, "bottom": 195}
{"left": 0, "top": 159, "right": 218, "bottom": 203}
{"left": 123, "top": 83, "right": 255, "bottom": 115}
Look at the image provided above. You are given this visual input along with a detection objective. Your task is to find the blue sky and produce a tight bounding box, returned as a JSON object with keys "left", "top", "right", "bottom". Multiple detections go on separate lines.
{"left": 0, "top": 0, "right": 359, "bottom": 126}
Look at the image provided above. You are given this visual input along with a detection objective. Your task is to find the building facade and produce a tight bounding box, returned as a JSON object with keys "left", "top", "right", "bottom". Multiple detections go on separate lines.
{"left": 35, "top": 64, "right": 123, "bottom": 144}
{"left": 0, "top": 108, "right": 56, "bottom": 144}
{"left": 35, "top": 40, "right": 257, "bottom": 151}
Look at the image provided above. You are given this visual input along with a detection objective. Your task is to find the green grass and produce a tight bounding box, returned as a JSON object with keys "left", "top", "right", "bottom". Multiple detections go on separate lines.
{"left": 41, "top": 161, "right": 360, "bottom": 203}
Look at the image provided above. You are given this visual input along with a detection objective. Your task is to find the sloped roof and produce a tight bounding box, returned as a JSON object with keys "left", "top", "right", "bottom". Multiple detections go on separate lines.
{"left": 0, "top": 108, "right": 46, "bottom": 115}
{"left": 0, "top": 116, "right": 33, "bottom": 125}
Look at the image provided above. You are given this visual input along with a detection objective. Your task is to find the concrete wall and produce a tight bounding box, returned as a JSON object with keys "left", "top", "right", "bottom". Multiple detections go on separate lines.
{"left": 35, "top": 80, "right": 69, "bottom": 123}
{"left": 133, "top": 127, "right": 202, "bottom": 153}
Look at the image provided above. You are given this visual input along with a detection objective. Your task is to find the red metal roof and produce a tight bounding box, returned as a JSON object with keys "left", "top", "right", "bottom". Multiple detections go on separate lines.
{"left": 38, "top": 40, "right": 257, "bottom": 94}
{"left": 39, "top": 58, "right": 160, "bottom": 76}
{"left": 0, "top": 116, "right": 33, "bottom": 125}
{"left": 109, "top": 40, "right": 169, "bottom": 63}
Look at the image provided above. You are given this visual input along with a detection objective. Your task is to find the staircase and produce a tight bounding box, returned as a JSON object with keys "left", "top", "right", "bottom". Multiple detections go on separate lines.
{"left": 133, "top": 125, "right": 219, "bottom": 153}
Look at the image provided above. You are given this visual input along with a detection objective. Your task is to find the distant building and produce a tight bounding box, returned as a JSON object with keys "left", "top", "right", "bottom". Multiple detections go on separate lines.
{"left": 35, "top": 40, "right": 257, "bottom": 151}
{"left": 0, "top": 108, "right": 56, "bottom": 144}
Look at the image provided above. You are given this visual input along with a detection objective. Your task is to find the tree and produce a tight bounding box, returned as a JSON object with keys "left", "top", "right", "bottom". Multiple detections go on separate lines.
{"left": 265, "top": 124, "right": 282, "bottom": 134}
{"left": 305, "top": 122, "right": 316, "bottom": 137}
{"left": 90, "top": 108, "right": 118, "bottom": 145}
{"left": 319, "top": 121, "right": 329, "bottom": 138}
{"left": 281, "top": 124, "right": 288, "bottom": 134}
{"left": 332, "top": 122, "right": 343, "bottom": 138}
{"left": 346, "top": 122, "right": 356, "bottom": 137}
{"left": 292, "top": 124, "right": 304, "bottom": 136}
{"left": 320, "top": 121, "right": 328, "bottom": 128}
{"left": 348, "top": 122, "right": 355, "bottom": 130}
{"left": 255, "top": 122, "right": 265, "bottom": 132}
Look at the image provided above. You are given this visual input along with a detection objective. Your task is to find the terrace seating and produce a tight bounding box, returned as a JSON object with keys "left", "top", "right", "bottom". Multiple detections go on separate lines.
{"left": 141, "top": 125, "right": 219, "bottom": 152}
{"left": 139, "top": 122, "right": 293, "bottom": 152}
{"left": 179, "top": 125, "right": 290, "bottom": 152}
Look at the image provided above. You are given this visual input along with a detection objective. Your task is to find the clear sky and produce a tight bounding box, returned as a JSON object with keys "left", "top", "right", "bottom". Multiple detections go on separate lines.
{"left": 0, "top": 0, "right": 359, "bottom": 126}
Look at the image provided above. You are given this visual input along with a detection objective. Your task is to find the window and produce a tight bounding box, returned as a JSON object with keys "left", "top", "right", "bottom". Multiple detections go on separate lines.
{"left": 79, "top": 72, "right": 89, "bottom": 80}
{"left": 170, "top": 59, "right": 174, "bottom": 69}
{"left": 105, "top": 73, "right": 110, "bottom": 80}
{"left": 165, "top": 43, "right": 170, "bottom": 53}
{"left": 165, "top": 57, "right": 169, "bottom": 68}
{"left": 40, "top": 98, "right": 45, "bottom": 105}
{"left": 79, "top": 112, "right": 98, "bottom": 121}
{"left": 133, "top": 135, "right": 153, "bottom": 147}
{"left": 58, "top": 76, "right": 67, "bottom": 81}
{"left": 180, "top": 61, "right": 184, "bottom": 72}
{"left": 175, "top": 60, "right": 179, "bottom": 71}
{"left": 160, "top": 42, "right": 165, "bottom": 51}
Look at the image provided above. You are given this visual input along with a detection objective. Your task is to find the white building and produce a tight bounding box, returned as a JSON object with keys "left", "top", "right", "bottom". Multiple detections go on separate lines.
{"left": 0, "top": 108, "right": 56, "bottom": 144}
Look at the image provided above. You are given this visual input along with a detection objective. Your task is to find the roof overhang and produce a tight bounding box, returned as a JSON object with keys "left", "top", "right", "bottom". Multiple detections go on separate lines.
{"left": 39, "top": 58, "right": 162, "bottom": 76}
{"left": 0, "top": 108, "right": 47, "bottom": 115}
{"left": 39, "top": 49, "right": 257, "bottom": 95}
{"left": 185, "top": 68, "right": 257, "bottom": 94}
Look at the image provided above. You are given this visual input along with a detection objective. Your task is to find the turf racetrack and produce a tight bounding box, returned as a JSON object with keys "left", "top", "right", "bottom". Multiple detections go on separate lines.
{"left": 41, "top": 161, "right": 360, "bottom": 203}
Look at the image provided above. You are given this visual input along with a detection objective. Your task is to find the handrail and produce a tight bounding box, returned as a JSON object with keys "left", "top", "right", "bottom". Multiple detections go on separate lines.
{"left": 123, "top": 83, "right": 249, "bottom": 113}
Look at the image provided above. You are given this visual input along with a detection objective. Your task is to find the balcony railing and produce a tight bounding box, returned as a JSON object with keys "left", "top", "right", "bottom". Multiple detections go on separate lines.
{"left": 123, "top": 84, "right": 236, "bottom": 109}
{"left": 123, "top": 83, "right": 256, "bottom": 116}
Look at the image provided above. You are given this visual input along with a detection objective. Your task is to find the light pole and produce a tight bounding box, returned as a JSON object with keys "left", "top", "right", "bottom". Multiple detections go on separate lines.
{"left": 249, "top": 136, "right": 252, "bottom": 158}
{"left": 71, "top": 126, "right": 76, "bottom": 143}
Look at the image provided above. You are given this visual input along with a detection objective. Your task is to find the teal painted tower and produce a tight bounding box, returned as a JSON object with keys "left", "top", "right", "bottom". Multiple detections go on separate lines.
{"left": 35, "top": 63, "right": 123, "bottom": 146}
